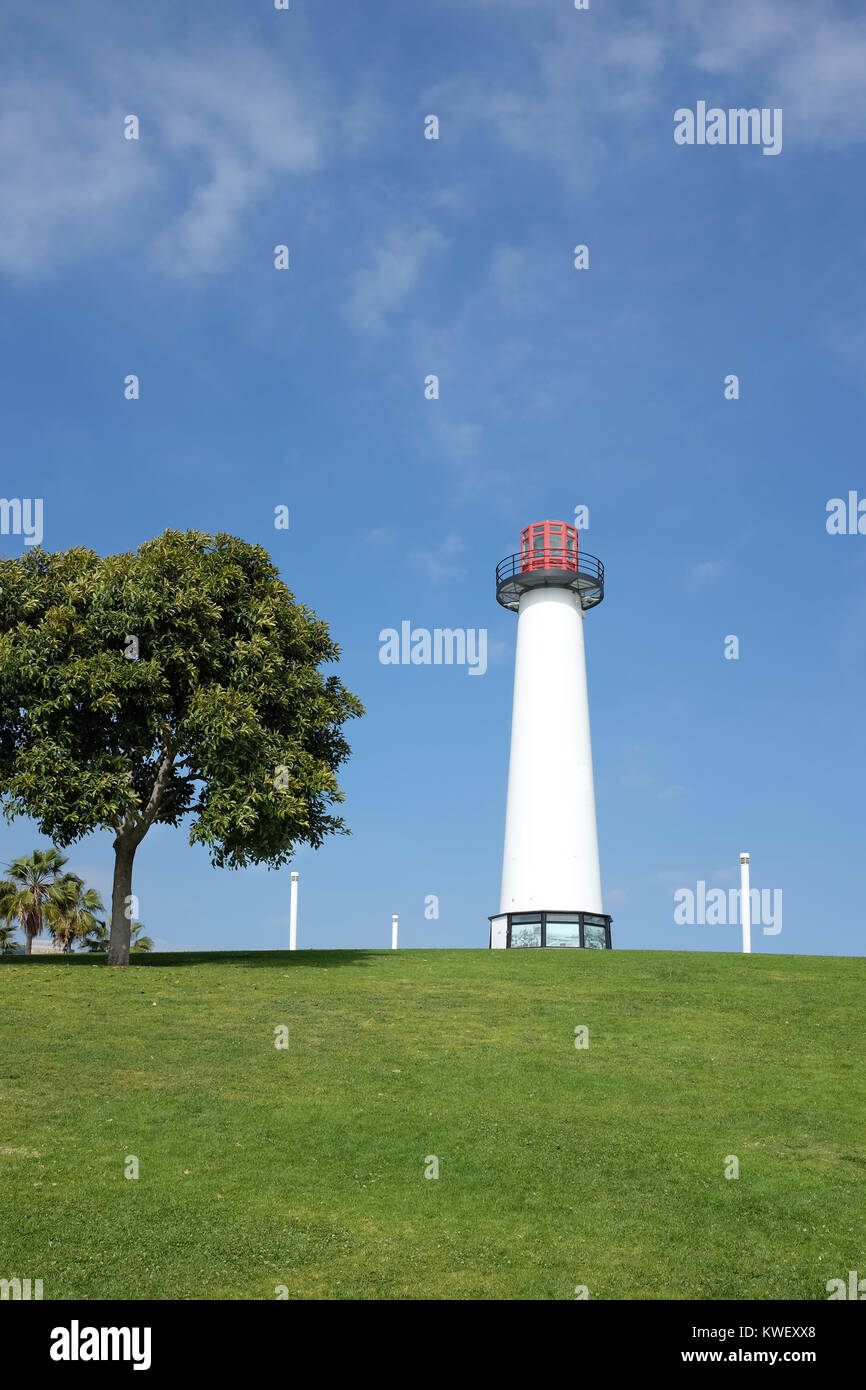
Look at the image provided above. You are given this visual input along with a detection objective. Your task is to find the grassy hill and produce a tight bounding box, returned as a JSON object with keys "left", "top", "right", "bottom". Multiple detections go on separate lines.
{"left": 0, "top": 948, "right": 863, "bottom": 1300}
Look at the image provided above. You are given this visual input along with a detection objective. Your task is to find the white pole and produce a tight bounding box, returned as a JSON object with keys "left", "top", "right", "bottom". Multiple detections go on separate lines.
{"left": 739, "top": 853, "right": 751, "bottom": 954}
{"left": 289, "top": 872, "right": 299, "bottom": 952}
{"left": 391, "top": 914, "right": 398, "bottom": 950}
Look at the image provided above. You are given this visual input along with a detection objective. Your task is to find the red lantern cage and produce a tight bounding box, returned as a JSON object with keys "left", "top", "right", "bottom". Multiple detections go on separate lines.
{"left": 519, "top": 520, "right": 578, "bottom": 573}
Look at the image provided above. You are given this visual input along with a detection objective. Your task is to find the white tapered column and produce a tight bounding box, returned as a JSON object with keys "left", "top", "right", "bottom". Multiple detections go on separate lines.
{"left": 499, "top": 586, "right": 603, "bottom": 914}
{"left": 740, "top": 853, "right": 751, "bottom": 954}
{"left": 289, "top": 871, "right": 298, "bottom": 951}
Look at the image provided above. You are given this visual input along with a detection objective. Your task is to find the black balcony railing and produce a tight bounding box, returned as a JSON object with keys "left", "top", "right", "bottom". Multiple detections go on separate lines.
{"left": 495, "top": 549, "right": 605, "bottom": 611}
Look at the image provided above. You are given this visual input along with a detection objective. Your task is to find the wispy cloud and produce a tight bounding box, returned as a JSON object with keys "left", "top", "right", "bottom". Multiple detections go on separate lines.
{"left": 0, "top": 39, "right": 335, "bottom": 280}
{"left": 688, "top": 560, "right": 726, "bottom": 583}
{"left": 675, "top": 0, "right": 866, "bottom": 146}
{"left": 659, "top": 784, "right": 689, "bottom": 800}
{"left": 0, "top": 81, "right": 159, "bottom": 277}
{"left": 425, "top": 14, "right": 667, "bottom": 195}
{"left": 448, "top": 0, "right": 866, "bottom": 187}
{"left": 669, "top": 0, "right": 866, "bottom": 148}
{"left": 605, "top": 888, "right": 630, "bottom": 906}
{"left": 408, "top": 532, "right": 467, "bottom": 584}
{"left": 142, "top": 46, "right": 323, "bottom": 276}
{"left": 345, "top": 225, "right": 451, "bottom": 337}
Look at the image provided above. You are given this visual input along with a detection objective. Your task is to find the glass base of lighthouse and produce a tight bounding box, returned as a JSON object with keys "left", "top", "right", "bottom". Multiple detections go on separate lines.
{"left": 489, "top": 911, "right": 612, "bottom": 950}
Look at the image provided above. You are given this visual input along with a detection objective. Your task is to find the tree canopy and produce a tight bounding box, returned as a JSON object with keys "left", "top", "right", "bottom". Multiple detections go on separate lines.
{"left": 0, "top": 530, "right": 363, "bottom": 965}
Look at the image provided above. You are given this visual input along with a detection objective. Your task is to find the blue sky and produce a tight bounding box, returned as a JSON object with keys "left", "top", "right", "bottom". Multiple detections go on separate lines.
{"left": 1, "top": 0, "right": 865, "bottom": 955}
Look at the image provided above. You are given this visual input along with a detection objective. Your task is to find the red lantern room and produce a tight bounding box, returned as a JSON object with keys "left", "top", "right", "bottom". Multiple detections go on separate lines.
{"left": 520, "top": 519, "right": 578, "bottom": 573}
{"left": 496, "top": 520, "right": 604, "bottom": 612}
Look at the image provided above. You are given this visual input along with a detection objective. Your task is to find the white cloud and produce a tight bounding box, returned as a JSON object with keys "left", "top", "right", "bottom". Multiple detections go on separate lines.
{"left": 485, "top": 638, "right": 510, "bottom": 666}
{"left": 424, "top": 16, "right": 667, "bottom": 195}
{"left": 0, "top": 41, "right": 333, "bottom": 280}
{"left": 605, "top": 888, "right": 630, "bottom": 905}
{"left": 363, "top": 527, "right": 396, "bottom": 546}
{"left": 58, "top": 862, "right": 113, "bottom": 900}
{"left": 427, "top": 418, "right": 509, "bottom": 501}
{"left": 675, "top": 0, "right": 866, "bottom": 147}
{"left": 408, "top": 532, "right": 467, "bottom": 584}
{"left": 5, "top": 1, "right": 866, "bottom": 287}
{"left": 439, "top": 0, "right": 866, "bottom": 196}
{"left": 688, "top": 560, "right": 726, "bottom": 583}
{"left": 0, "top": 83, "right": 159, "bottom": 277}
{"left": 345, "top": 226, "right": 451, "bottom": 337}
{"left": 710, "top": 867, "right": 738, "bottom": 883}
{"left": 141, "top": 47, "right": 323, "bottom": 276}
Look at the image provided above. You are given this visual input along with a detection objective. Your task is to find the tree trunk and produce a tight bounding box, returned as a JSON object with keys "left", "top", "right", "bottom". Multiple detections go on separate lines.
{"left": 24, "top": 928, "right": 33, "bottom": 955}
{"left": 106, "top": 749, "right": 172, "bottom": 966}
{"left": 107, "top": 837, "right": 137, "bottom": 967}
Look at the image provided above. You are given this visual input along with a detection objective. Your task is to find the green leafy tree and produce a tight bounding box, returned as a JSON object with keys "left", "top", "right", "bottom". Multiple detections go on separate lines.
{"left": 1, "top": 848, "right": 69, "bottom": 954}
{"left": 45, "top": 874, "right": 106, "bottom": 953}
{"left": 0, "top": 531, "right": 363, "bottom": 967}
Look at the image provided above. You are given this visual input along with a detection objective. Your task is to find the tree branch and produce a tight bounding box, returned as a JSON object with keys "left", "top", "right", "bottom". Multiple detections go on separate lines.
{"left": 124, "top": 745, "right": 177, "bottom": 845}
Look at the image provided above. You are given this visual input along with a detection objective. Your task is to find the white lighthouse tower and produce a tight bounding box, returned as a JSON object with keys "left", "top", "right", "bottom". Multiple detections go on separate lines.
{"left": 489, "top": 520, "right": 612, "bottom": 950}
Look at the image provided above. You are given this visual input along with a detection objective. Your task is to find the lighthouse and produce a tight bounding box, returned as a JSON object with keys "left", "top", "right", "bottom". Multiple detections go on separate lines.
{"left": 489, "top": 520, "right": 612, "bottom": 950}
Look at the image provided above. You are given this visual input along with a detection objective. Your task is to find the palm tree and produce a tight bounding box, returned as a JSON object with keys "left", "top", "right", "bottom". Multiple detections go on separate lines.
{"left": 83, "top": 920, "right": 108, "bottom": 952}
{"left": 3, "top": 849, "right": 69, "bottom": 955}
{"left": 0, "top": 880, "right": 17, "bottom": 950}
{"left": 45, "top": 874, "right": 106, "bottom": 953}
{"left": 84, "top": 920, "right": 152, "bottom": 953}
{"left": 0, "top": 883, "right": 22, "bottom": 953}
{"left": 0, "top": 926, "right": 21, "bottom": 953}
{"left": 83, "top": 922, "right": 109, "bottom": 956}
{"left": 130, "top": 924, "right": 154, "bottom": 953}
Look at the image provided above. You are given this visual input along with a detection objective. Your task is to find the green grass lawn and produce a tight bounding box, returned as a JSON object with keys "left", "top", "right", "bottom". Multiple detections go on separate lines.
{"left": 0, "top": 948, "right": 863, "bottom": 1300}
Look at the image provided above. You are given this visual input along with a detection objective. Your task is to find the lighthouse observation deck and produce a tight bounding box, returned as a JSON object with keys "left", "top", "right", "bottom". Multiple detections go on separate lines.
{"left": 496, "top": 519, "right": 604, "bottom": 611}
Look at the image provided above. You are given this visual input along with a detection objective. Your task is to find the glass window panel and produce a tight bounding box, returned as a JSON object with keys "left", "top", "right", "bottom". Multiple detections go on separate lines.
{"left": 511, "top": 913, "right": 541, "bottom": 924}
{"left": 546, "top": 921, "right": 581, "bottom": 948}
{"left": 583, "top": 923, "right": 608, "bottom": 949}
{"left": 511, "top": 922, "right": 542, "bottom": 948}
